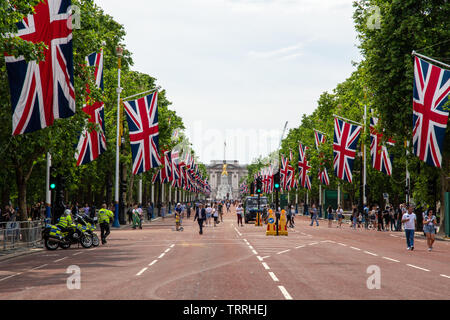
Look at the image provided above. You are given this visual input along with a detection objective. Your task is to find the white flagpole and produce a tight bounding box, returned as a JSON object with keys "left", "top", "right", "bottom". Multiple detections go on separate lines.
{"left": 412, "top": 51, "right": 450, "bottom": 69}
{"left": 406, "top": 141, "right": 410, "bottom": 204}
{"left": 45, "top": 152, "right": 51, "bottom": 219}
{"left": 363, "top": 104, "right": 367, "bottom": 205}
{"left": 337, "top": 183, "right": 341, "bottom": 207}
{"left": 138, "top": 175, "right": 142, "bottom": 205}
{"left": 151, "top": 184, "right": 155, "bottom": 204}
{"left": 113, "top": 46, "right": 123, "bottom": 228}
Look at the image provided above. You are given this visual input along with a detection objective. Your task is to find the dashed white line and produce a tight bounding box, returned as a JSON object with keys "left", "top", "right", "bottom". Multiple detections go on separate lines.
{"left": 234, "top": 227, "right": 242, "bottom": 236}
{"left": 337, "top": 243, "right": 347, "bottom": 246}
{"left": 31, "top": 264, "right": 48, "bottom": 270}
{"left": 382, "top": 257, "right": 400, "bottom": 262}
{"left": 136, "top": 267, "right": 148, "bottom": 276}
{"left": 257, "top": 256, "right": 263, "bottom": 261}
{"left": 248, "top": 246, "right": 254, "bottom": 250}
{"left": 148, "top": 260, "right": 158, "bottom": 266}
{"left": 440, "top": 274, "right": 450, "bottom": 279}
{"left": 295, "top": 245, "right": 305, "bottom": 249}
{"left": 170, "top": 244, "right": 175, "bottom": 248}
{"left": 0, "top": 274, "right": 19, "bottom": 282}
{"left": 277, "top": 249, "right": 291, "bottom": 255}
{"left": 54, "top": 257, "right": 68, "bottom": 263}
{"left": 262, "top": 256, "right": 270, "bottom": 259}
{"left": 350, "top": 247, "right": 361, "bottom": 251}
{"left": 164, "top": 248, "right": 171, "bottom": 253}
{"left": 252, "top": 250, "right": 258, "bottom": 255}
{"left": 262, "top": 262, "right": 270, "bottom": 270}
{"left": 308, "top": 242, "right": 319, "bottom": 246}
{"left": 73, "top": 252, "right": 83, "bottom": 256}
{"left": 406, "top": 264, "right": 430, "bottom": 272}
{"left": 278, "top": 286, "right": 293, "bottom": 300}
{"left": 268, "top": 272, "right": 279, "bottom": 282}
{"left": 158, "top": 253, "right": 165, "bottom": 259}
{"left": 363, "top": 251, "right": 378, "bottom": 256}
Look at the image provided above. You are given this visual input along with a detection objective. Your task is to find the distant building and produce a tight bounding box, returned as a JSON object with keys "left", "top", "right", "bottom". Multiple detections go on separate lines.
{"left": 206, "top": 160, "right": 248, "bottom": 200}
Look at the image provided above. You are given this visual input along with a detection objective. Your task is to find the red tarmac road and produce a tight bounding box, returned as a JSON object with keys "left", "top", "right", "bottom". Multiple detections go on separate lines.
{"left": 0, "top": 206, "right": 449, "bottom": 300}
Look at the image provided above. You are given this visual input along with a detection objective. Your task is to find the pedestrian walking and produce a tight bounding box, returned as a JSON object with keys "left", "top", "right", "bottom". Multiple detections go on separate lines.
{"left": 363, "top": 204, "right": 369, "bottom": 230}
{"left": 423, "top": 209, "right": 437, "bottom": 252}
{"left": 377, "top": 206, "right": 384, "bottom": 231}
{"left": 226, "top": 201, "right": 231, "bottom": 213}
{"left": 402, "top": 205, "right": 417, "bottom": 251}
{"left": 389, "top": 206, "right": 395, "bottom": 231}
{"left": 370, "top": 206, "right": 377, "bottom": 230}
{"left": 310, "top": 204, "right": 319, "bottom": 226}
{"left": 147, "top": 202, "right": 153, "bottom": 221}
{"left": 132, "top": 204, "right": 141, "bottom": 229}
{"left": 327, "top": 205, "right": 333, "bottom": 228}
{"left": 213, "top": 205, "right": 219, "bottom": 227}
{"left": 98, "top": 204, "right": 114, "bottom": 245}
{"left": 205, "top": 204, "right": 212, "bottom": 226}
{"left": 336, "top": 206, "right": 344, "bottom": 228}
{"left": 187, "top": 203, "right": 191, "bottom": 219}
{"left": 290, "top": 205, "right": 296, "bottom": 227}
{"left": 194, "top": 204, "right": 206, "bottom": 235}
{"left": 236, "top": 203, "right": 244, "bottom": 227}
{"left": 351, "top": 206, "right": 357, "bottom": 229}
{"left": 287, "top": 205, "right": 293, "bottom": 228}
{"left": 127, "top": 204, "right": 133, "bottom": 224}
{"left": 218, "top": 202, "right": 223, "bottom": 222}
{"left": 383, "top": 206, "right": 390, "bottom": 231}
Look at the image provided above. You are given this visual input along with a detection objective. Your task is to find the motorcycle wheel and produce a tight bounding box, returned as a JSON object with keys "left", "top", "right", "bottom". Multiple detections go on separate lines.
{"left": 92, "top": 234, "right": 100, "bottom": 247}
{"left": 80, "top": 235, "right": 93, "bottom": 248}
{"left": 44, "top": 239, "right": 59, "bottom": 251}
{"left": 59, "top": 242, "right": 71, "bottom": 249}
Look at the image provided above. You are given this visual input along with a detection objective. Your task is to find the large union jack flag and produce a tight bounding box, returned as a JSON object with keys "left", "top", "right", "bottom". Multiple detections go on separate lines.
{"left": 5, "top": 0, "right": 75, "bottom": 135}
{"left": 280, "top": 155, "right": 289, "bottom": 190}
{"left": 75, "top": 50, "right": 106, "bottom": 166}
{"left": 124, "top": 92, "right": 161, "bottom": 175}
{"left": 314, "top": 130, "right": 330, "bottom": 186}
{"left": 370, "top": 117, "right": 395, "bottom": 176}
{"left": 152, "top": 150, "right": 172, "bottom": 184}
{"left": 412, "top": 56, "right": 450, "bottom": 168}
{"left": 298, "top": 143, "right": 311, "bottom": 190}
{"left": 333, "top": 118, "right": 361, "bottom": 183}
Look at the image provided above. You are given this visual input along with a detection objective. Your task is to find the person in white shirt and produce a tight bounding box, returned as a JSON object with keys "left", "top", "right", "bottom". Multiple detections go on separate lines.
{"left": 401, "top": 205, "right": 417, "bottom": 251}
{"left": 205, "top": 204, "right": 213, "bottom": 226}
{"left": 236, "top": 204, "right": 244, "bottom": 227}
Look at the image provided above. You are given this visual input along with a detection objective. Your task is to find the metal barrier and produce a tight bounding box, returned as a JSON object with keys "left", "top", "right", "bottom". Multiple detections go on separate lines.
{"left": 0, "top": 220, "right": 44, "bottom": 251}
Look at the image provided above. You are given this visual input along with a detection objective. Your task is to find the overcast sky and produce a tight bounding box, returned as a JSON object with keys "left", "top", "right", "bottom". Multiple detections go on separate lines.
{"left": 95, "top": 0, "right": 362, "bottom": 165}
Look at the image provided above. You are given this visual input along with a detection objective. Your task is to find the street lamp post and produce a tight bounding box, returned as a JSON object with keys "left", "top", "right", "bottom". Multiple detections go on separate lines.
{"left": 113, "top": 46, "right": 123, "bottom": 228}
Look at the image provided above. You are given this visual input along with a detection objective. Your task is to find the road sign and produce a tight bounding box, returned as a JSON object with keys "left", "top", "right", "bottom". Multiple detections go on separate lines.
{"left": 383, "top": 193, "right": 389, "bottom": 200}
{"left": 268, "top": 218, "right": 274, "bottom": 224}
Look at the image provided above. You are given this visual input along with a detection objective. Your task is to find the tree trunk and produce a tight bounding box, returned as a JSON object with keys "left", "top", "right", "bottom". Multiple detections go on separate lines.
{"left": 15, "top": 166, "right": 28, "bottom": 221}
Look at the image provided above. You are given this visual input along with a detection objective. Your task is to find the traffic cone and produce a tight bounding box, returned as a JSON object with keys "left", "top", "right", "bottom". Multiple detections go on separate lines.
{"left": 266, "top": 209, "right": 276, "bottom": 236}
{"left": 278, "top": 210, "right": 288, "bottom": 236}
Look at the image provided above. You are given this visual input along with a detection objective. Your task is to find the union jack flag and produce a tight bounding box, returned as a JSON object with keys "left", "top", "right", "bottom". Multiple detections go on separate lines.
{"left": 287, "top": 150, "right": 296, "bottom": 190}
{"left": 370, "top": 117, "right": 395, "bottom": 176}
{"left": 124, "top": 92, "right": 161, "bottom": 175}
{"left": 412, "top": 56, "right": 450, "bottom": 168}
{"left": 333, "top": 118, "right": 361, "bottom": 183}
{"left": 152, "top": 150, "right": 172, "bottom": 184}
{"left": 170, "top": 148, "right": 180, "bottom": 188}
{"left": 5, "top": 0, "right": 75, "bottom": 135}
{"left": 75, "top": 50, "right": 106, "bottom": 166}
{"left": 298, "top": 143, "right": 311, "bottom": 190}
{"left": 280, "top": 155, "right": 289, "bottom": 190}
{"left": 314, "top": 130, "right": 330, "bottom": 186}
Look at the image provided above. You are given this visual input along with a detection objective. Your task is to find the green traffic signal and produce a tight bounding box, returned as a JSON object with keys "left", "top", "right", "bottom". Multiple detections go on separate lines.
{"left": 50, "top": 183, "right": 56, "bottom": 190}
{"left": 274, "top": 183, "right": 280, "bottom": 189}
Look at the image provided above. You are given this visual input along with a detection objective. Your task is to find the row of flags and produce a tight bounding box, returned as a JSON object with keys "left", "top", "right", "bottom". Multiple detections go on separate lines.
{"left": 241, "top": 55, "right": 449, "bottom": 194}
{"left": 3, "top": 0, "right": 210, "bottom": 195}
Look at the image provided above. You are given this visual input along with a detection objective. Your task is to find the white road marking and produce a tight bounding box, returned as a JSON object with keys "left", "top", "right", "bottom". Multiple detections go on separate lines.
{"left": 382, "top": 257, "right": 400, "bottom": 262}
{"left": 73, "top": 252, "right": 83, "bottom": 256}
{"left": 31, "top": 264, "right": 48, "bottom": 270}
{"left": 327, "top": 240, "right": 336, "bottom": 243}
{"left": 278, "top": 286, "right": 293, "bottom": 300}
{"left": 164, "top": 248, "right": 171, "bottom": 253}
{"left": 0, "top": 274, "right": 19, "bottom": 282}
{"left": 148, "top": 260, "right": 158, "bottom": 266}
{"left": 363, "top": 251, "right": 378, "bottom": 256}
{"left": 406, "top": 264, "right": 430, "bottom": 272}
{"left": 440, "top": 274, "right": 450, "bottom": 279}
{"left": 257, "top": 256, "right": 263, "bottom": 261}
{"left": 252, "top": 250, "right": 258, "bottom": 255}
{"left": 337, "top": 243, "right": 347, "bottom": 246}
{"left": 170, "top": 244, "right": 175, "bottom": 248}
{"left": 262, "top": 256, "right": 270, "bottom": 259}
{"left": 53, "top": 257, "right": 68, "bottom": 263}
{"left": 248, "top": 246, "right": 254, "bottom": 250}
{"left": 262, "top": 262, "right": 270, "bottom": 270}
{"left": 234, "top": 227, "right": 242, "bottom": 236}
{"left": 158, "top": 253, "right": 165, "bottom": 259}
{"left": 350, "top": 247, "right": 361, "bottom": 251}
{"left": 308, "top": 242, "right": 319, "bottom": 246}
{"left": 136, "top": 267, "right": 148, "bottom": 276}
{"left": 277, "top": 249, "right": 291, "bottom": 255}
{"left": 295, "top": 245, "right": 305, "bottom": 249}
{"left": 268, "top": 272, "right": 279, "bottom": 282}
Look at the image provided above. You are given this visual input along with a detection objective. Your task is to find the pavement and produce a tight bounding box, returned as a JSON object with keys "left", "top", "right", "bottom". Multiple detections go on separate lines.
{"left": 0, "top": 206, "right": 449, "bottom": 300}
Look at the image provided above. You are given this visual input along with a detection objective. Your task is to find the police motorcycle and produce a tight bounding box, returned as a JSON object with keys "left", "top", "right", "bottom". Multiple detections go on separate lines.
{"left": 74, "top": 214, "right": 100, "bottom": 247}
{"left": 42, "top": 210, "right": 93, "bottom": 250}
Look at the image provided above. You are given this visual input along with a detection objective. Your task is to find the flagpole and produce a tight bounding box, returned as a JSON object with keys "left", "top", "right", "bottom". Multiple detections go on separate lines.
{"left": 138, "top": 175, "right": 142, "bottom": 206}
{"left": 333, "top": 114, "right": 363, "bottom": 126}
{"left": 363, "top": 104, "right": 367, "bottom": 205}
{"left": 113, "top": 46, "right": 123, "bottom": 228}
{"left": 412, "top": 51, "right": 450, "bottom": 69}
{"left": 45, "top": 152, "right": 52, "bottom": 219}
{"left": 405, "top": 141, "right": 410, "bottom": 204}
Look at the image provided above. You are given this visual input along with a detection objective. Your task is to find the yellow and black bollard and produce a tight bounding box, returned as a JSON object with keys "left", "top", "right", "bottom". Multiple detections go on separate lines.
{"left": 255, "top": 211, "right": 263, "bottom": 227}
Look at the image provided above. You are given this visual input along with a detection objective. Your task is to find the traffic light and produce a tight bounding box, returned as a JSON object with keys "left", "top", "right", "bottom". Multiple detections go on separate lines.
{"left": 256, "top": 177, "right": 262, "bottom": 194}
{"left": 49, "top": 166, "right": 57, "bottom": 190}
{"left": 273, "top": 172, "right": 280, "bottom": 191}
{"left": 250, "top": 182, "right": 255, "bottom": 194}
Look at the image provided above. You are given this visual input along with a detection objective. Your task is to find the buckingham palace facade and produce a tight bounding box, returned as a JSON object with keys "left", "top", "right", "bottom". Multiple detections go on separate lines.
{"left": 206, "top": 160, "right": 248, "bottom": 200}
